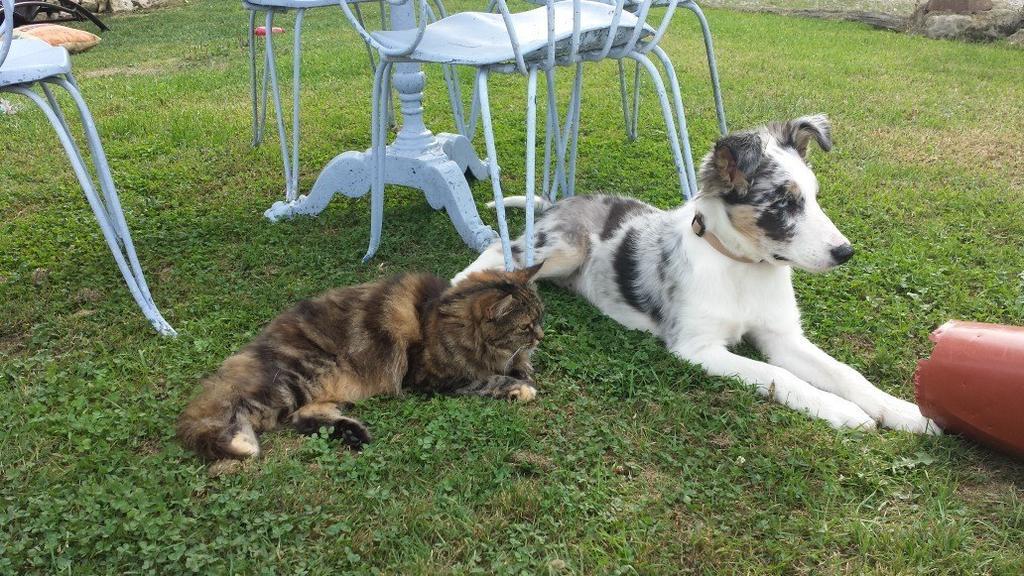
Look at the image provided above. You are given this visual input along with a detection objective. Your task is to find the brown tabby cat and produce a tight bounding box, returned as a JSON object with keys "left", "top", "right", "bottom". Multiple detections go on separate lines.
{"left": 177, "top": 265, "right": 545, "bottom": 460}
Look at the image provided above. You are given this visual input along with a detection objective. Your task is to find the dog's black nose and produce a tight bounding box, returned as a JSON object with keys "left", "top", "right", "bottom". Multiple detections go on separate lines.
{"left": 830, "top": 244, "right": 854, "bottom": 265}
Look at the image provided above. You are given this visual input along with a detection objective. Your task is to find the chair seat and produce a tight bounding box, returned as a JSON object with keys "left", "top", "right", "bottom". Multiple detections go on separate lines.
{"left": 372, "top": 1, "right": 650, "bottom": 66}
{"left": 0, "top": 38, "right": 71, "bottom": 87}
{"left": 242, "top": 0, "right": 338, "bottom": 9}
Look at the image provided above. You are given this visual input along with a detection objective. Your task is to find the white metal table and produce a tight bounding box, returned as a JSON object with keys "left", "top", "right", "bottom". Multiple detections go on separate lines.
{"left": 263, "top": 1, "right": 496, "bottom": 255}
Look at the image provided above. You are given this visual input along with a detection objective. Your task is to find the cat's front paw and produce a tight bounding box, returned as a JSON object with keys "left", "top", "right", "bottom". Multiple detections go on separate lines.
{"left": 508, "top": 382, "right": 537, "bottom": 403}
{"left": 329, "top": 416, "right": 373, "bottom": 450}
{"left": 510, "top": 362, "right": 535, "bottom": 382}
{"left": 295, "top": 415, "right": 372, "bottom": 451}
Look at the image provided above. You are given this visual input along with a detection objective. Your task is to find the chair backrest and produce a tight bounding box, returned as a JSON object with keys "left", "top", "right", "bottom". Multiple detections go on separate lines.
{"left": 1, "top": 0, "right": 13, "bottom": 67}
{"left": 340, "top": 0, "right": 682, "bottom": 75}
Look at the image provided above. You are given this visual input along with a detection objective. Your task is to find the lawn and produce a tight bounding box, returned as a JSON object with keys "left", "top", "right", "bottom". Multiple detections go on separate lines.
{"left": 2, "top": 1, "right": 1024, "bottom": 573}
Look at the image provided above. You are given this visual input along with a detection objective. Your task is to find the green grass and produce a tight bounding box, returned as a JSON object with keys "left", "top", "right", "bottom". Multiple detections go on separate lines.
{"left": 2, "top": 2, "right": 1024, "bottom": 573}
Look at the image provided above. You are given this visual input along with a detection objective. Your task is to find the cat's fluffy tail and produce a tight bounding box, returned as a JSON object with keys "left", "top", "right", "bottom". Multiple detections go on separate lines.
{"left": 485, "top": 195, "right": 552, "bottom": 212}
{"left": 176, "top": 378, "right": 257, "bottom": 461}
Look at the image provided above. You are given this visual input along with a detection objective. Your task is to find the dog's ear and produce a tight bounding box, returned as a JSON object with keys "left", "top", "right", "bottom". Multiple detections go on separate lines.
{"left": 712, "top": 133, "right": 763, "bottom": 192}
{"left": 780, "top": 114, "right": 832, "bottom": 158}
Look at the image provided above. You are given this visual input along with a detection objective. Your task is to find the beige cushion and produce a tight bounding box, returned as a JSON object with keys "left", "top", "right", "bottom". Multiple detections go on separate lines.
{"left": 13, "top": 24, "right": 100, "bottom": 54}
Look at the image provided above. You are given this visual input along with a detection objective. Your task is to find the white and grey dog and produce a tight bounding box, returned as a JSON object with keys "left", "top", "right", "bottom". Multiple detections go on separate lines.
{"left": 455, "top": 115, "right": 938, "bottom": 433}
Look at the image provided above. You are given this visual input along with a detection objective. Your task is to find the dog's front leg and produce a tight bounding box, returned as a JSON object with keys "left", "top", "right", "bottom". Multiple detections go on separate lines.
{"left": 674, "top": 344, "right": 876, "bottom": 430}
{"left": 753, "top": 332, "right": 939, "bottom": 434}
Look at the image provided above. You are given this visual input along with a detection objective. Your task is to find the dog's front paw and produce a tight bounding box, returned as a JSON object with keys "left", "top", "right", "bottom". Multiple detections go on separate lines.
{"left": 876, "top": 398, "right": 942, "bottom": 435}
{"left": 507, "top": 382, "right": 537, "bottom": 403}
{"left": 817, "top": 396, "right": 877, "bottom": 431}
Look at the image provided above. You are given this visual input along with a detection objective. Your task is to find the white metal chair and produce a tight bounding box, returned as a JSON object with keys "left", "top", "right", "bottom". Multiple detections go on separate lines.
{"left": 514, "top": 0, "right": 726, "bottom": 151}
{"left": 245, "top": 0, "right": 469, "bottom": 206}
{"left": 613, "top": 0, "right": 726, "bottom": 143}
{"left": 341, "top": 0, "right": 697, "bottom": 268}
{"left": 1, "top": 0, "right": 176, "bottom": 336}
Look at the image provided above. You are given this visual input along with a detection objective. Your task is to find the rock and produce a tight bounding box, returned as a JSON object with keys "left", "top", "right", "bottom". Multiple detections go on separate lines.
{"left": 926, "top": 0, "right": 994, "bottom": 14}
{"left": 909, "top": 0, "right": 1024, "bottom": 41}
{"left": 1009, "top": 27, "right": 1024, "bottom": 44}
{"left": 788, "top": 9, "right": 909, "bottom": 31}
{"left": 925, "top": 13, "right": 975, "bottom": 37}
{"left": 108, "top": 0, "right": 133, "bottom": 11}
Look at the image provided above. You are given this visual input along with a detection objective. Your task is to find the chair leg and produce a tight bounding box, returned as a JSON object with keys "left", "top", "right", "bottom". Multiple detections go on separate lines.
{"left": 542, "top": 67, "right": 566, "bottom": 203}
{"left": 362, "top": 59, "right": 393, "bottom": 263}
{"left": 565, "top": 62, "right": 583, "bottom": 199}
{"left": 6, "top": 82, "right": 176, "bottom": 336}
{"left": 630, "top": 61, "right": 641, "bottom": 140}
{"left": 626, "top": 53, "right": 689, "bottom": 200}
{"left": 550, "top": 66, "right": 581, "bottom": 202}
{"left": 476, "top": 69, "right": 514, "bottom": 271}
{"left": 685, "top": 0, "right": 727, "bottom": 135}
{"left": 541, "top": 67, "right": 555, "bottom": 203}
{"left": 466, "top": 72, "right": 481, "bottom": 144}
{"left": 248, "top": 9, "right": 266, "bottom": 148}
{"left": 650, "top": 45, "right": 698, "bottom": 198}
{"left": 352, "top": 3, "right": 393, "bottom": 129}
{"left": 616, "top": 59, "right": 642, "bottom": 143}
{"left": 523, "top": 66, "right": 538, "bottom": 266}
{"left": 421, "top": 0, "right": 466, "bottom": 137}
{"left": 289, "top": 8, "right": 306, "bottom": 201}
{"left": 264, "top": 10, "right": 296, "bottom": 202}
{"left": 616, "top": 60, "right": 630, "bottom": 142}
{"left": 442, "top": 64, "right": 466, "bottom": 138}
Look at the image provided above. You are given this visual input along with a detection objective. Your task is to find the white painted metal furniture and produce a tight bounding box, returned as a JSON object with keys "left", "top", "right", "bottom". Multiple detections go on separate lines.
{"left": 261, "top": 0, "right": 494, "bottom": 260}
{"left": 245, "top": 0, "right": 335, "bottom": 205}
{"left": 517, "top": 0, "right": 726, "bottom": 147}
{"left": 245, "top": 0, "right": 474, "bottom": 210}
{"left": 611, "top": 0, "right": 726, "bottom": 143}
{"left": 1, "top": 0, "right": 176, "bottom": 335}
{"left": 341, "top": 0, "right": 697, "bottom": 268}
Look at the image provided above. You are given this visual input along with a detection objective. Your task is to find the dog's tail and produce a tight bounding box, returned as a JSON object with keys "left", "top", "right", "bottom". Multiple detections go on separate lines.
{"left": 485, "top": 195, "right": 552, "bottom": 212}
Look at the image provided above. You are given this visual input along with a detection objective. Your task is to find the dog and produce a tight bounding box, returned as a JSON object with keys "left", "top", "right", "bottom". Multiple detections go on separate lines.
{"left": 454, "top": 115, "right": 938, "bottom": 433}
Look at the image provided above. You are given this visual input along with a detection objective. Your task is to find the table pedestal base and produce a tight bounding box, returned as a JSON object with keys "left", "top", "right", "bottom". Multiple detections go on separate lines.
{"left": 263, "top": 132, "right": 495, "bottom": 253}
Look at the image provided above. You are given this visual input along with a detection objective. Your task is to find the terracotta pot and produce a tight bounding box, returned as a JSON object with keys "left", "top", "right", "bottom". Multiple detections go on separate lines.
{"left": 915, "top": 320, "right": 1024, "bottom": 459}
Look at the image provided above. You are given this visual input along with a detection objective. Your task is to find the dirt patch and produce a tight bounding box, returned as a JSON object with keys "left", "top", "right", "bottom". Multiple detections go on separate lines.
{"left": 956, "top": 458, "right": 1024, "bottom": 500}
{"left": 81, "top": 59, "right": 180, "bottom": 79}
{"left": 509, "top": 450, "right": 556, "bottom": 473}
{"left": 704, "top": 0, "right": 921, "bottom": 28}
{"left": 0, "top": 330, "right": 28, "bottom": 356}
{"left": 870, "top": 125, "right": 1024, "bottom": 185}
{"left": 841, "top": 333, "right": 877, "bottom": 356}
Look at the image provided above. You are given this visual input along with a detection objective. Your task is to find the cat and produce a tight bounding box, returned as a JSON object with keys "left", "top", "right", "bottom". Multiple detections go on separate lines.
{"left": 177, "top": 264, "right": 545, "bottom": 460}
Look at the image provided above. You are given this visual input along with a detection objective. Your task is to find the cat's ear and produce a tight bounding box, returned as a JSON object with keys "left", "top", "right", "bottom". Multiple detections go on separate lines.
{"left": 513, "top": 261, "right": 544, "bottom": 283}
{"left": 486, "top": 294, "right": 517, "bottom": 320}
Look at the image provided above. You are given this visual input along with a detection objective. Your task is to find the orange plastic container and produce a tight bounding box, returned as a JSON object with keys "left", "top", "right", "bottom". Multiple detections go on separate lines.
{"left": 915, "top": 321, "right": 1024, "bottom": 459}
{"left": 254, "top": 26, "right": 285, "bottom": 37}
